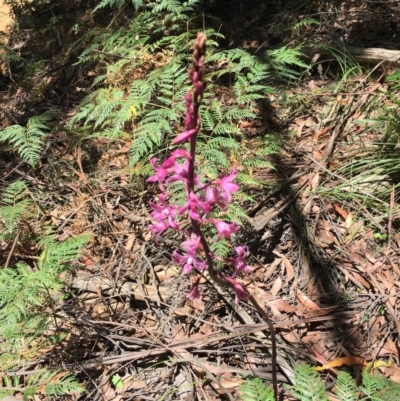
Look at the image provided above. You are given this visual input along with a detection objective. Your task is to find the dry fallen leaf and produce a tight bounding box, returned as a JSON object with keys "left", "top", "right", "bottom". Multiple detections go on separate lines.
{"left": 303, "top": 305, "right": 338, "bottom": 318}
{"left": 268, "top": 296, "right": 296, "bottom": 314}
{"left": 270, "top": 277, "right": 282, "bottom": 296}
{"left": 216, "top": 378, "right": 242, "bottom": 392}
{"left": 377, "top": 337, "right": 399, "bottom": 363}
{"left": 384, "top": 364, "right": 400, "bottom": 383}
{"left": 126, "top": 379, "right": 147, "bottom": 390}
{"left": 189, "top": 297, "right": 205, "bottom": 311}
{"left": 280, "top": 327, "right": 302, "bottom": 344}
{"left": 297, "top": 290, "right": 321, "bottom": 310}
{"left": 125, "top": 234, "right": 136, "bottom": 251}
{"left": 311, "top": 172, "right": 320, "bottom": 189}
{"left": 315, "top": 355, "right": 367, "bottom": 371}
{"left": 333, "top": 204, "right": 349, "bottom": 220}
{"left": 274, "top": 251, "right": 295, "bottom": 281}
{"left": 171, "top": 323, "right": 187, "bottom": 341}
{"left": 119, "top": 141, "right": 131, "bottom": 153}
{"left": 172, "top": 306, "right": 192, "bottom": 316}
{"left": 99, "top": 374, "right": 118, "bottom": 401}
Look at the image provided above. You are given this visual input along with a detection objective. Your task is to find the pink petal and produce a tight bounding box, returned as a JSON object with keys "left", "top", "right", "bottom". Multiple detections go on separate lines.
{"left": 173, "top": 128, "right": 198, "bottom": 144}
{"left": 214, "top": 220, "right": 239, "bottom": 240}
{"left": 225, "top": 277, "right": 250, "bottom": 303}
{"left": 162, "top": 149, "right": 191, "bottom": 168}
{"left": 186, "top": 280, "right": 202, "bottom": 300}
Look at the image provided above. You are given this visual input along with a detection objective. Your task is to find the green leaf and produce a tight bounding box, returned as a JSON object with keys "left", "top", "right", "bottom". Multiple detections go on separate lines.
{"left": 336, "top": 371, "right": 358, "bottom": 401}
{"left": 289, "top": 364, "right": 329, "bottom": 401}
{"left": 238, "top": 377, "right": 275, "bottom": 401}
{"left": 111, "top": 375, "right": 124, "bottom": 389}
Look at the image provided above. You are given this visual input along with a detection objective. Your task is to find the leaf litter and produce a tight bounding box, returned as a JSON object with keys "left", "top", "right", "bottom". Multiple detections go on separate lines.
{"left": 40, "top": 76, "right": 400, "bottom": 399}
{"left": 1, "top": 1, "right": 400, "bottom": 400}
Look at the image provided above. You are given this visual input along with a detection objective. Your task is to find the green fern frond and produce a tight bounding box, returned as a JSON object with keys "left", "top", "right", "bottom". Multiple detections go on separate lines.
{"left": 93, "top": 0, "right": 142, "bottom": 12}
{"left": 166, "top": 180, "right": 189, "bottom": 207}
{"left": 213, "top": 123, "right": 241, "bottom": 136}
{"left": 360, "top": 371, "right": 382, "bottom": 401}
{"left": 0, "top": 181, "right": 31, "bottom": 234}
{"left": 0, "top": 113, "right": 52, "bottom": 167}
{"left": 209, "top": 237, "right": 229, "bottom": 259}
{"left": 234, "top": 191, "right": 255, "bottom": 203}
{"left": 208, "top": 49, "right": 258, "bottom": 72}
{"left": 1, "top": 180, "right": 28, "bottom": 205}
{"left": 0, "top": 234, "right": 89, "bottom": 339}
{"left": 372, "top": 374, "right": 400, "bottom": 401}
{"left": 235, "top": 173, "right": 263, "bottom": 187}
{"left": 201, "top": 149, "right": 230, "bottom": 167}
{"left": 242, "top": 157, "right": 275, "bottom": 169}
{"left": 44, "top": 372, "right": 86, "bottom": 397}
{"left": 238, "top": 377, "right": 275, "bottom": 401}
{"left": 200, "top": 107, "right": 217, "bottom": 131}
{"left": 0, "top": 262, "right": 54, "bottom": 338}
{"left": 38, "top": 234, "right": 90, "bottom": 271}
{"left": 223, "top": 203, "right": 249, "bottom": 226}
{"left": 0, "top": 369, "right": 86, "bottom": 399}
{"left": 268, "top": 46, "right": 309, "bottom": 80}
{"left": 290, "top": 364, "right": 329, "bottom": 401}
{"left": 236, "top": 93, "right": 266, "bottom": 103}
{"left": 129, "top": 118, "right": 172, "bottom": 165}
{"left": 203, "top": 137, "right": 241, "bottom": 151}
{"left": 152, "top": 0, "right": 180, "bottom": 13}
{"left": 224, "top": 108, "right": 257, "bottom": 120}
{"left": 336, "top": 371, "right": 358, "bottom": 401}
{"left": 292, "top": 17, "right": 320, "bottom": 30}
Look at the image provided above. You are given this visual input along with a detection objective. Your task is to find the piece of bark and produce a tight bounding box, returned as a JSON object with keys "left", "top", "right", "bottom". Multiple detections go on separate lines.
{"left": 344, "top": 45, "right": 400, "bottom": 67}
{"left": 65, "top": 272, "right": 171, "bottom": 302}
{"left": 304, "top": 43, "right": 400, "bottom": 67}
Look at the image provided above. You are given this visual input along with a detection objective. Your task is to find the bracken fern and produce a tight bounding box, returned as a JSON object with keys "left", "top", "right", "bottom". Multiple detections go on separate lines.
{"left": 238, "top": 377, "right": 275, "bottom": 401}
{"left": 0, "top": 180, "right": 31, "bottom": 236}
{"left": 0, "top": 233, "right": 89, "bottom": 397}
{"left": 335, "top": 371, "right": 358, "bottom": 401}
{"left": 289, "top": 364, "right": 329, "bottom": 401}
{"left": 0, "top": 234, "right": 89, "bottom": 341}
{"left": 69, "top": 0, "right": 308, "bottom": 188}
{"left": 0, "top": 112, "right": 53, "bottom": 167}
{"left": 0, "top": 369, "right": 85, "bottom": 400}
{"left": 239, "top": 364, "right": 400, "bottom": 401}
{"left": 93, "top": 0, "right": 144, "bottom": 12}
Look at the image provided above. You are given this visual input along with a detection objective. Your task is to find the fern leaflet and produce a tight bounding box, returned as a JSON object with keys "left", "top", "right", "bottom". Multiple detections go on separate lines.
{"left": 238, "top": 377, "right": 275, "bottom": 401}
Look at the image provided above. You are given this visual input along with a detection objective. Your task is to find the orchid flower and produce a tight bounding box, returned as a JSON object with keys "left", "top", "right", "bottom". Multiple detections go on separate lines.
{"left": 148, "top": 33, "right": 251, "bottom": 303}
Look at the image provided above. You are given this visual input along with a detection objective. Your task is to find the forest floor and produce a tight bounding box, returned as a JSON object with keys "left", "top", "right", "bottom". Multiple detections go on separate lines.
{"left": 1, "top": 1, "right": 400, "bottom": 400}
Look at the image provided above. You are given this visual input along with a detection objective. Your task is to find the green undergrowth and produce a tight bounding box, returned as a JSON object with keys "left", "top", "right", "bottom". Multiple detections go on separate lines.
{"left": 319, "top": 75, "right": 400, "bottom": 226}
{"left": 68, "top": 0, "right": 308, "bottom": 185}
{"left": 0, "top": 178, "right": 88, "bottom": 398}
{"left": 0, "top": 0, "right": 312, "bottom": 198}
{"left": 62, "top": 0, "right": 311, "bottom": 234}
{"left": 0, "top": 112, "right": 55, "bottom": 167}
{"left": 239, "top": 364, "right": 400, "bottom": 401}
{"left": 2, "top": 0, "right": 399, "bottom": 399}
{"left": 0, "top": 0, "right": 309, "bottom": 397}
{"left": 281, "top": 62, "right": 400, "bottom": 247}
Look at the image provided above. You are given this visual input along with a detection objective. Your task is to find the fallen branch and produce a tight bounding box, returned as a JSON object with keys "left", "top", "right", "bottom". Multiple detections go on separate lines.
{"left": 65, "top": 271, "right": 170, "bottom": 303}
{"left": 304, "top": 42, "right": 400, "bottom": 67}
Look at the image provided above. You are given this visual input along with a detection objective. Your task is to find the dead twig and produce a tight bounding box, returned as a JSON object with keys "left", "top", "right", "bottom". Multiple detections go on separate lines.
{"left": 249, "top": 181, "right": 307, "bottom": 231}
{"left": 141, "top": 243, "right": 161, "bottom": 307}
{"left": 4, "top": 229, "right": 20, "bottom": 268}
